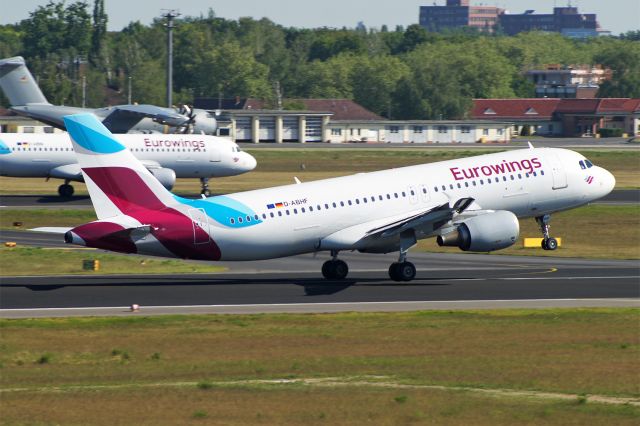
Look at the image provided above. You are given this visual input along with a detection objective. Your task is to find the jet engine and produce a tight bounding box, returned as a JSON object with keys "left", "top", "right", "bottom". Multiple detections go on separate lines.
{"left": 437, "top": 210, "right": 519, "bottom": 252}
{"left": 148, "top": 167, "right": 176, "bottom": 190}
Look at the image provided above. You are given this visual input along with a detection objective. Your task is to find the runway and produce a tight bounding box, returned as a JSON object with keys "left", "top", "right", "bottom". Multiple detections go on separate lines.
{"left": 1, "top": 237, "right": 638, "bottom": 317}
{"left": 1, "top": 189, "right": 638, "bottom": 209}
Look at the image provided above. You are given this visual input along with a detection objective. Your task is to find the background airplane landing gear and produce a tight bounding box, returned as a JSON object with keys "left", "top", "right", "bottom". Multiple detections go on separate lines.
{"left": 58, "top": 182, "right": 74, "bottom": 197}
{"left": 536, "top": 214, "right": 558, "bottom": 251}
{"left": 200, "top": 177, "right": 211, "bottom": 197}
{"left": 388, "top": 261, "right": 416, "bottom": 282}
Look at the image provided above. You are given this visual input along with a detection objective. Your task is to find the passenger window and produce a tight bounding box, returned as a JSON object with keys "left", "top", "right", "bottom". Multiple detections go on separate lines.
{"left": 293, "top": 208, "right": 298, "bottom": 214}
{"left": 434, "top": 187, "right": 438, "bottom": 192}
{"left": 340, "top": 201, "right": 345, "bottom": 207}
{"left": 464, "top": 182, "right": 469, "bottom": 187}
{"left": 278, "top": 211, "right": 282, "bottom": 217}
{"left": 541, "top": 170, "right": 545, "bottom": 175}
{"left": 325, "top": 204, "right": 329, "bottom": 209}
{"left": 238, "top": 217, "right": 243, "bottom": 223}
{"left": 457, "top": 183, "right": 461, "bottom": 188}
{"left": 394, "top": 193, "right": 399, "bottom": 198}
{"left": 348, "top": 200, "right": 352, "bottom": 206}
{"left": 246, "top": 216, "right": 251, "bottom": 222}
{"left": 262, "top": 214, "right": 267, "bottom": 219}
{"left": 230, "top": 218, "right": 235, "bottom": 224}
{"left": 301, "top": 208, "right": 306, "bottom": 213}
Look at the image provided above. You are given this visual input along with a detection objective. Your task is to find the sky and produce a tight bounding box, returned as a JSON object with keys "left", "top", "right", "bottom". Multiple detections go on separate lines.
{"left": 1, "top": 0, "right": 638, "bottom": 35}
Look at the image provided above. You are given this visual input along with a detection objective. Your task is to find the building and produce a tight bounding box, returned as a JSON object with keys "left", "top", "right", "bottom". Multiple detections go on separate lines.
{"left": 326, "top": 120, "right": 511, "bottom": 144}
{"left": 500, "top": 6, "right": 602, "bottom": 37}
{"left": 419, "top": 2, "right": 607, "bottom": 38}
{"left": 420, "top": 0, "right": 503, "bottom": 33}
{"left": 472, "top": 98, "right": 640, "bottom": 137}
{"left": 195, "top": 97, "right": 512, "bottom": 144}
{"left": 526, "top": 65, "right": 612, "bottom": 99}
{"left": 194, "top": 98, "right": 381, "bottom": 143}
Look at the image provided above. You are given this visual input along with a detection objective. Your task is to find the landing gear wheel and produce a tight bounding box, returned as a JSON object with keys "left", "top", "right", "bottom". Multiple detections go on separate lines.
{"left": 201, "top": 189, "right": 211, "bottom": 197}
{"left": 58, "top": 184, "right": 74, "bottom": 198}
{"left": 541, "top": 239, "right": 548, "bottom": 250}
{"left": 545, "top": 238, "right": 558, "bottom": 251}
{"left": 200, "top": 178, "right": 210, "bottom": 198}
{"left": 389, "top": 262, "right": 416, "bottom": 282}
{"left": 321, "top": 259, "right": 349, "bottom": 280}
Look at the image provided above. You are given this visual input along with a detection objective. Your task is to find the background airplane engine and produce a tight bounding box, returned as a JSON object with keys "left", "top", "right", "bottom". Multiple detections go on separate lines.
{"left": 148, "top": 167, "right": 177, "bottom": 190}
{"left": 437, "top": 210, "right": 519, "bottom": 252}
{"left": 191, "top": 109, "right": 217, "bottom": 135}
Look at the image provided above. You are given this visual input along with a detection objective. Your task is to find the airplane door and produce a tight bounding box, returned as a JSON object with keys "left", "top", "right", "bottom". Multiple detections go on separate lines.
{"left": 188, "top": 208, "right": 210, "bottom": 244}
{"left": 547, "top": 154, "right": 568, "bottom": 190}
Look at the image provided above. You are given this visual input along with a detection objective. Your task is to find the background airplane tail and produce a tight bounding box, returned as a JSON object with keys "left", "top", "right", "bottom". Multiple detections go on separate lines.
{"left": 63, "top": 114, "right": 178, "bottom": 220}
{"left": 0, "top": 56, "right": 50, "bottom": 106}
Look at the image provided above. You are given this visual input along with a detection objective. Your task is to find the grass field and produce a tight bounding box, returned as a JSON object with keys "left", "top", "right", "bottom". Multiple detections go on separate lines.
{"left": 1, "top": 309, "right": 638, "bottom": 424}
{"left": 0, "top": 148, "right": 638, "bottom": 196}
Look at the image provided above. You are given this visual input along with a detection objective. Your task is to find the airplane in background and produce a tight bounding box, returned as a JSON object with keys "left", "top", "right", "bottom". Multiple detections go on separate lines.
{"left": 0, "top": 133, "right": 256, "bottom": 197}
{"left": 0, "top": 56, "right": 217, "bottom": 135}
{"left": 52, "top": 113, "right": 614, "bottom": 282}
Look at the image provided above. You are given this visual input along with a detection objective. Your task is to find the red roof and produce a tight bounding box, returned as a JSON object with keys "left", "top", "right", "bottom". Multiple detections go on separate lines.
{"left": 245, "top": 98, "right": 383, "bottom": 121}
{"left": 471, "top": 98, "right": 560, "bottom": 120}
{"left": 597, "top": 98, "right": 640, "bottom": 113}
{"left": 472, "top": 98, "right": 640, "bottom": 119}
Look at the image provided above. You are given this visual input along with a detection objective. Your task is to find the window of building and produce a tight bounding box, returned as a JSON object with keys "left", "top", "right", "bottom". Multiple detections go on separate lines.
{"left": 461, "top": 126, "right": 470, "bottom": 133}
{"left": 331, "top": 128, "right": 342, "bottom": 136}
{"left": 413, "top": 126, "right": 423, "bottom": 133}
{"left": 389, "top": 126, "right": 400, "bottom": 134}
{"left": 438, "top": 126, "right": 448, "bottom": 134}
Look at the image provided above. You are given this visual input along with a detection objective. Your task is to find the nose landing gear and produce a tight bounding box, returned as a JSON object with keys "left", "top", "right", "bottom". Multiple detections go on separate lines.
{"left": 536, "top": 214, "right": 558, "bottom": 251}
{"left": 200, "top": 177, "right": 211, "bottom": 197}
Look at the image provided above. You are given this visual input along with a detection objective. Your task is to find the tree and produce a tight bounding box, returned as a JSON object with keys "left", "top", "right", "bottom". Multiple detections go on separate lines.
{"left": 90, "top": 0, "right": 108, "bottom": 66}
{"left": 596, "top": 42, "right": 640, "bottom": 98}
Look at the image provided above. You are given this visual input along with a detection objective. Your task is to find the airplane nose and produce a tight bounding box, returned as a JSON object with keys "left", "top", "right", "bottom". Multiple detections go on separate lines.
{"left": 602, "top": 169, "right": 616, "bottom": 195}
{"left": 242, "top": 152, "right": 257, "bottom": 171}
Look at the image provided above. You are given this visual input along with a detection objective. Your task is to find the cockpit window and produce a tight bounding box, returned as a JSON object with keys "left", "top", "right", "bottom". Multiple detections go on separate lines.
{"left": 231, "top": 145, "right": 242, "bottom": 153}
{"left": 579, "top": 159, "right": 594, "bottom": 169}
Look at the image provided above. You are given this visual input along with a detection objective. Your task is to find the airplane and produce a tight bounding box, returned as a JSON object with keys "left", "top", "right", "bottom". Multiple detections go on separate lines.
{"left": 0, "top": 56, "right": 217, "bottom": 135}
{"left": 52, "top": 113, "right": 615, "bottom": 282}
{"left": 0, "top": 132, "right": 256, "bottom": 197}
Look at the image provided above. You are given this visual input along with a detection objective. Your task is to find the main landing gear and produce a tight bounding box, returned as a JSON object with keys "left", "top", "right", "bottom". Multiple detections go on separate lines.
{"left": 58, "top": 180, "right": 74, "bottom": 197}
{"left": 388, "top": 248, "right": 416, "bottom": 282}
{"left": 200, "top": 177, "right": 211, "bottom": 197}
{"left": 536, "top": 214, "right": 558, "bottom": 251}
{"left": 321, "top": 250, "right": 349, "bottom": 280}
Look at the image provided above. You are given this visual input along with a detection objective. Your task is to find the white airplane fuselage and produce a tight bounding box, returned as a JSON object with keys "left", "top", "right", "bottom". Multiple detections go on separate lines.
{"left": 196, "top": 147, "right": 614, "bottom": 260}
{"left": 0, "top": 133, "right": 256, "bottom": 180}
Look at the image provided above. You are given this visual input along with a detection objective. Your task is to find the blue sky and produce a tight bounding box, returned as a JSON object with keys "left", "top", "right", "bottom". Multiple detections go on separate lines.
{"left": 2, "top": 0, "right": 638, "bottom": 35}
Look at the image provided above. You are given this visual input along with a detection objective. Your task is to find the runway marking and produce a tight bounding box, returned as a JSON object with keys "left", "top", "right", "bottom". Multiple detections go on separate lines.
{"left": 1, "top": 376, "right": 638, "bottom": 406}
{"left": 2, "top": 298, "right": 639, "bottom": 314}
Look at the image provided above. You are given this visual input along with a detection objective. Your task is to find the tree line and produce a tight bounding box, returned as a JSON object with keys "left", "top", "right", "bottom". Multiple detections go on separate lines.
{"left": 1, "top": 1, "right": 638, "bottom": 119}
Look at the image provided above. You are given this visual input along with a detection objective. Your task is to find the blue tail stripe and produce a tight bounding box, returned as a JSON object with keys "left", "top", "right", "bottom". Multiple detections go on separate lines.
{"left": 64, "top": 114, "right": 125, "bottom": 154}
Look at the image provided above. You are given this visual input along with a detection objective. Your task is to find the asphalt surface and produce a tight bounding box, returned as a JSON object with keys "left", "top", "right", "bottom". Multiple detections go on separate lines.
{"left": 1, "top": 228, "right": 638, "bottom": 317}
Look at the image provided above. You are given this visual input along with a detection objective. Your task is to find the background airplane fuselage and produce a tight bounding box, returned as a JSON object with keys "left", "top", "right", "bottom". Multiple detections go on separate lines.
{"left": 0, "top": 133, "right": 256, "bottom": 179}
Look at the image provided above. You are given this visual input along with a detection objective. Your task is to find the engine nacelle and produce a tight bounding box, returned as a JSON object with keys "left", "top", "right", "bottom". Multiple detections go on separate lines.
{"left": 148, "top": 167, "right": 176, "bottom": 190}
{"left": 437, "top": 210, "right": 519, "bottom": 252}
{"left": 191, "top": 109, "right": 217, "bottom": 135}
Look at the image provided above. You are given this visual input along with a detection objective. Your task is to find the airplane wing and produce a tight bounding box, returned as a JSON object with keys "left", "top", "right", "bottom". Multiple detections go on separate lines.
{"left": 319, "top": 197, "right": 475, "bottom": 252}
{"left": 101, "top": 104, "right": 188, "bottom": 132}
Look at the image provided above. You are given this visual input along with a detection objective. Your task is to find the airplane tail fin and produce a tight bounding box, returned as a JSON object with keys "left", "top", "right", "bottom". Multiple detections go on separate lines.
{"left": 0, "top": 56, "right": 50, "bottom": 106}
{"left": 63, "top": 113, "right": 177, "bottom": 220}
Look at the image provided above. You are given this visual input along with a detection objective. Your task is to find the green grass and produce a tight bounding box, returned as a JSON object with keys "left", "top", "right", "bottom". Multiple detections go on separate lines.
{"left": 0, "top": 246, "right": 225, "bottom": 276}
{"left": 1, "top": 309, "right": 638, "bottom": 424}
